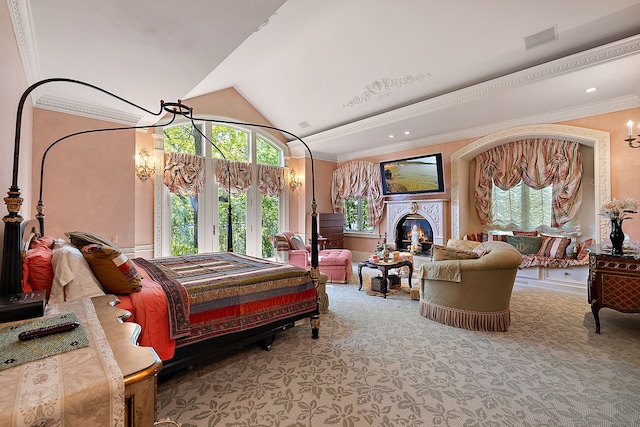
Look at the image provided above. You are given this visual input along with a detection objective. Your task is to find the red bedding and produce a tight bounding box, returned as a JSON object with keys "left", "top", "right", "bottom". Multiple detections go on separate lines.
{"left": 118, "top": 252, "right": 317, "bottom": 361}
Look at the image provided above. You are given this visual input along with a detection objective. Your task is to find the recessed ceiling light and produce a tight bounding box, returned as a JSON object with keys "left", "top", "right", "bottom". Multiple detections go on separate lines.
{"left": 389, "top": 135, "right": 395, "bottom": 138}
{"left": 585, "top": 87, "right": 597, "bottom": 93}
{"left": 404, "top": 131, "right": 411, "bottom": 135}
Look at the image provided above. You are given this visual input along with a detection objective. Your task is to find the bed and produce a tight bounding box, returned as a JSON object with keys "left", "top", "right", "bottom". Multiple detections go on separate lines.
{"left": 21, "top": 223, "right": 319, "bottom": 375}
{"left": 2, "top": 79, "right": 324, "bottom": 377}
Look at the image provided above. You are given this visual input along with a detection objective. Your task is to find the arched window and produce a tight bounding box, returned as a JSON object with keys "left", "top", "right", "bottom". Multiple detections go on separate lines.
{"left": 158, "top": 121, "right": 286, "bottom": 258}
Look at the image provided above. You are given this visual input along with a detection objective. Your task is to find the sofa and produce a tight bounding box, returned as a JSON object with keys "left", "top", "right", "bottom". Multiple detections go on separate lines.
{"left": 271, "top": 232, "right": 353, "bottom": 283}
{"left": 419, "top": 241, "right": 522, "bottom": 332}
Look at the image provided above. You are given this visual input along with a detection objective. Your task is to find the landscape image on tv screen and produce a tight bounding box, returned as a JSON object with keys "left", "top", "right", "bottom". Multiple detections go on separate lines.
{"left": 380, "top": 153, "right": 444, "bottom": 195}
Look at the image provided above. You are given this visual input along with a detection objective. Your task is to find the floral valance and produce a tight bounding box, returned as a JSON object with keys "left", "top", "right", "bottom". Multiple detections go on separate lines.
{"left": 257, "top": 164, "right": 285, "bottom": 197}
{"left": 331, "top": 161, "right": 384, "bottom": 226}
{"left": 213, "top": 158, "right": 252, "bottom": 195}
{"left": 163, "top": 152, "right": 205, "bottom": 196}
{"left": 474, "top": 138, "right": 582, "bottom": 227}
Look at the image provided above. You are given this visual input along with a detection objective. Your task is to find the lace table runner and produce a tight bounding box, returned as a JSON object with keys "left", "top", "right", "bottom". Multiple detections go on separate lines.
{"left": 0, "top": 298, "right": 125, "bottom": 427}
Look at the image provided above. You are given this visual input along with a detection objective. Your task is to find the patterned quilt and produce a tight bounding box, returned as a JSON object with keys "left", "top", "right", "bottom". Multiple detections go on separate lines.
{"left": 133, "top": 252, "right": 317, "bottom": 345}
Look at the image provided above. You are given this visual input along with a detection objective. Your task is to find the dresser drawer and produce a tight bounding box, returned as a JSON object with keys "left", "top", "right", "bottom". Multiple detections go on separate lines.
{"left": 544, "top": 266, "right": 588, "bottom": 284}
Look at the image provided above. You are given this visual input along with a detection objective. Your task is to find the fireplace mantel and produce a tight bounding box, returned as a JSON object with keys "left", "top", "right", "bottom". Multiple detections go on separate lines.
{"left": 385, "top": 199, "right": 449, "bottom": 249}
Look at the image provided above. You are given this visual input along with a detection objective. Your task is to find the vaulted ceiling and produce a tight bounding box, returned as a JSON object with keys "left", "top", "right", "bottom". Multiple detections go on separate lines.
{"left": 8, "top": 0, "right": 640, "bottom": 161}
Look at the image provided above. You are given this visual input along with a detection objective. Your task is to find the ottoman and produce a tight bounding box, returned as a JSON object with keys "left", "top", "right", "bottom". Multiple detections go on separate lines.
{"left": 318, "top": 249, "right": 352, "bottom": 283}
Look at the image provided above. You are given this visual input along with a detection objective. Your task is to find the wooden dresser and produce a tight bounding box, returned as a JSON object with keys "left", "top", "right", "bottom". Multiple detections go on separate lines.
{"left": 93, "top": 295, "right": 162, "bottom": 426}
{"left": 588, "top": 250, "right": 640, "bottom": 333}
{"left": 316, "top": 212, "right": 345, "bottom": 249}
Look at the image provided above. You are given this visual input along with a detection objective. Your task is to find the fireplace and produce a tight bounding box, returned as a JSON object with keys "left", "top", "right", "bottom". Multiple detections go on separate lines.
{"left": 395, "top": 214, "right": 433, "bottom": 254}
{"left": 386, "top": 200, "right": 448, "bottom": 255}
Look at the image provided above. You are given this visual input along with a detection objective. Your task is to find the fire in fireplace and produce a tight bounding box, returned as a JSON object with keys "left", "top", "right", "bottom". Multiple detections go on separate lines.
{"left": 395, "top": 214, "right": 433, "bottom": 254}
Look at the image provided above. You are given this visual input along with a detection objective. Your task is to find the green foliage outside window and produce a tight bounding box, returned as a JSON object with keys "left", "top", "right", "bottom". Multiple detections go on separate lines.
{"left": 163, "top": 124, "right": 283, "bottom": 257}
{"left": 164, "top": 125, "right": 200, "bottom": 255}
{"left": 344, "top": 198, "right": 374, "bottom": 231}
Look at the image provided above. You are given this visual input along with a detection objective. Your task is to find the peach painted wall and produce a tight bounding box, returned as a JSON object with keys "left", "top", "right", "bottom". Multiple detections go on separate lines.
{"left": 561, "top": 108, "right": 640, "bottom": 240}
{"left": 134, "top": 129, "right": 156, "bottom": 257}
{"left": 181, "top": 88, "right": 289, "bottom": 146}
{"left": 338, "top": 107, "right": 640, "bottom": 256}
{"left": 0, "top": 1, "right": 32, "bottom": 267}
{"left": 31, "top": 109, "right": 137, "bottom": 247}
{"left": 340, "top": 138, "right": 473, "bottom": 255}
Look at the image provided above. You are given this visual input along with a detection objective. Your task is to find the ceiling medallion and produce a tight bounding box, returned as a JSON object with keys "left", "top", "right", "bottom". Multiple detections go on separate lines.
{"left": 343, "top": 73, "right": 428, "bottom": 108}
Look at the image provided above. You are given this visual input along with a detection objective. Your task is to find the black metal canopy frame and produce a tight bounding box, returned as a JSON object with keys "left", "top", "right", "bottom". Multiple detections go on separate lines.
{"left": 0, "top": 79, "right": 321, "bottom": 334}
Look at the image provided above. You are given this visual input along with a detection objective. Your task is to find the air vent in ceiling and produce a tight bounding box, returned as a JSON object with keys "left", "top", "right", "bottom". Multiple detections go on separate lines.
{"left": 298, "top": 121, "right": 310, "bottom": 129}
{"left": 525, "top": 26, "right": 557, "bottom": 50}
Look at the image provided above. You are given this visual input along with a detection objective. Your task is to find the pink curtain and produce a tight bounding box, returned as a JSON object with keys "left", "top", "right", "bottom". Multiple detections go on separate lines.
{"left": 163, "top": 152, "right": 205, "bottom": 196}
{"left": 331, "top": 161, "right": 384, "bottom": 226}
{"left": 474, "top": 139, "right": 582, "bottom": 227}
{"left": 213, "top": 158, "right": 252, "bottom": 195}
{"left": 257, "top": 164, "right": 285, "bottom": 197}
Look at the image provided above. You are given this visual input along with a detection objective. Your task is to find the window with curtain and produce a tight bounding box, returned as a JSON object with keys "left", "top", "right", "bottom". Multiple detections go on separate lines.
{"left": 475, "top": 138, "right": 582, "bottom": 230}
{"left": 491, "top": 181, "right": 553, "bottom": 231}
{"left": 331, "top": 161, "right": 384, "bottom": 232}
{"left": 344, "top": 198, "right": 375, "bottom": 231}
{"left": 161, "top": 122, "right": 286, "bottom": 257}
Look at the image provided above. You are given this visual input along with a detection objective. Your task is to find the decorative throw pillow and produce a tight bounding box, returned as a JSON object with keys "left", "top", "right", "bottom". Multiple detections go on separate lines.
{"left": 512, "top": 230, "right": 539, "bottom": 237}
{"left": 65, "top": 231, "right": 116, "bottom": 249}
{"left": 505, "top": 235, "right": 543, "bottom": 254}
{"left": 289, "top": 234, "right": 307, "bottom": 251}
{"left": 431, "top": 245, "right": 479, "bottom": 261}
{"left": 537, "top": 235, "right": 571, "bottom": 259}
{"left": 481, "top": 232, "right": 507, "bottom": 242}
{"left": 577, "top": 238, "right": 595, "bottom": 262}
{"left": 81, "top": 244, "right": 142, "bottom": 294}
{"left": 447, "top": 239, "right": 482, "bottom": 252}
{"left": 463, "top": 233, "right": 483, "bottom": 242}
{"left": 471, "top": 244, "right": 488, "bottom": 258}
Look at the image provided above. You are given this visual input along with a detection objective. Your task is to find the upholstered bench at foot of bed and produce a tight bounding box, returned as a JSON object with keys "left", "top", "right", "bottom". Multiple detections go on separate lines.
{"left": 318, "top": 249, "right": 352, "bottom": 284}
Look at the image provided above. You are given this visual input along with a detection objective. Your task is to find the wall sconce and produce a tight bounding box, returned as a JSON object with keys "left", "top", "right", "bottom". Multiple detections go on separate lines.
{"left": 626, "top": 120, "right": 640, "bottom": 148}
{"left": 136, "top": 148, "right": 156, "bottom": 181}
{"left": 289, "top": 168, "right": 302, "bottom": 190}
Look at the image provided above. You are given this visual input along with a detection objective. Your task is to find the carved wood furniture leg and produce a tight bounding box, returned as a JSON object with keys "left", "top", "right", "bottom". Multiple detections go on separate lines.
{"left": 358, "top": 262, "right": 364, "bottom": 291}
{"left": 407, "top": 261, "right": 413, "bottom": 289}
{"left": 382, "top": 267, "right": 389, "bottom": 299}
{"left": 591, "top": 300, "right": 601, "bottom": 334}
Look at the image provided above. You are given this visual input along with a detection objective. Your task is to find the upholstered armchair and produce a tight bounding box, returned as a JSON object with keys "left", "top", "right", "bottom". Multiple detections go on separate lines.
{"left": 418, "top": 241, "right": 522, "bottom": 332}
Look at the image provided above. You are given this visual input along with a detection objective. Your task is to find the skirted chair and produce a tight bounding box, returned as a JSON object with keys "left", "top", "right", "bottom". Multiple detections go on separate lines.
{"left": 418, "top": 241, "right": 522, "bottom": 332}
{"left": 271, "top": 232, "right": 353, "bottom": 284}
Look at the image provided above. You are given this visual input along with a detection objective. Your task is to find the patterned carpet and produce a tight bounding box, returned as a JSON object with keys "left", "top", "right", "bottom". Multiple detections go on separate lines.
{"left": 156, "top": 278, "right": 640, "bottom": 426}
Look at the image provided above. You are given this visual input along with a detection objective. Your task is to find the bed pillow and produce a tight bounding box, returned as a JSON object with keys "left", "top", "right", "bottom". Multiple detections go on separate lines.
{"left": 537, "top": 235, "right": 571, "bottom": 259}
{"left": 431, "top": 245, "right": 479, "bottom": 261}
{"left": 49, "top": 241, "right": 105, "bottom": 303}
{"left": 505, "top": 235, "right": 543, "bottom": 254}
{"left": 22, "top": 237, "right": 55, "bottom": 296}
{"left": 65, "top": 231, "right": 116, "bottom": 249}
{"left": 81, "top": 243, "right": 142, "bottom": 294}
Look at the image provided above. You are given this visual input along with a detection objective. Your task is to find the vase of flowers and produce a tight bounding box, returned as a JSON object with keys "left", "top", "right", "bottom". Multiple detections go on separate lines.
{"left": 599, "top": 198, "right": 638, "bottom": 255}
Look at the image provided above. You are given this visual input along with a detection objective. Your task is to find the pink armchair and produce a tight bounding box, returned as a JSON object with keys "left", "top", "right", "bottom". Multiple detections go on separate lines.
{"left": 271, "top": 232, "right": 353, "bottom": 283}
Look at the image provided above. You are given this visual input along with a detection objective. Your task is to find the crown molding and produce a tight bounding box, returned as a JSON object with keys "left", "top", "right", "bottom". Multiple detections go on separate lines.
{"left": 334, "top": 94, "right": 640, "bottom": 162}
{"left": 35, "top": 95, "right": 145, "bottom": 126}
{"left": 8, "top": 0, "right": 39, "bottom": 87}
{"left": 305, "top": 34, "right": 640, "bottom": 159}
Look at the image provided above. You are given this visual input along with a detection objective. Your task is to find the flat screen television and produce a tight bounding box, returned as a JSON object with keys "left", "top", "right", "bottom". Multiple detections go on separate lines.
{"left": 380, "top": 153, "right": 445, "bottom": 195}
